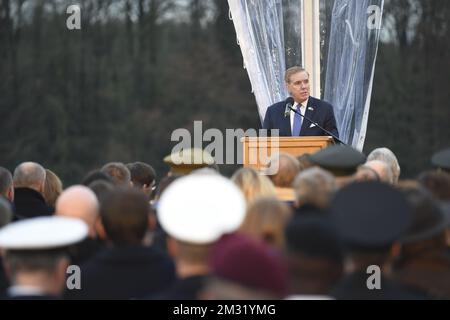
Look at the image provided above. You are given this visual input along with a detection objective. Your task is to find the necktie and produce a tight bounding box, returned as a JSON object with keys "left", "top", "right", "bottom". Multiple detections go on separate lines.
{"left": 292, "top": 104, "right": 303, "bottom": 136}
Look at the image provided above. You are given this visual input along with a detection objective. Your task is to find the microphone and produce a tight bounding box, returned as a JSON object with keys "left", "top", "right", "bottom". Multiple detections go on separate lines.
{"left": 284, "top": 97, "right": 294, "bottom": 118}
{"left": 284, "top": 97, "right": 346, "bottom": 145}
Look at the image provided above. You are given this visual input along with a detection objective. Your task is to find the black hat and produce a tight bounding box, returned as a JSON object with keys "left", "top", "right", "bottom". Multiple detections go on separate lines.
{"left": 285, "top": 216, "right": 343, "bottom": 262}
{"left": 330, "top": 182, "right": 412, "bottom": 251}
{"left": 309, "top": 146, "right": 366, "bottom": 176}
{"left": 431, "top": 148, "right": 450, "bottom": 172}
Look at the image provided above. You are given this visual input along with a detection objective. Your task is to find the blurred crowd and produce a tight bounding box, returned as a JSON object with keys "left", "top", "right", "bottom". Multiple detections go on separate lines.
{"left": 0, "top": 145, "right": 449, "bottom": 300}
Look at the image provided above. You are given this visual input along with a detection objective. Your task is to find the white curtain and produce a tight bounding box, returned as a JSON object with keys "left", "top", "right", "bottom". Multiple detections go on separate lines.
{"left": 227, "top": 0, "right": 289, "bottom": 123}
{"left": 323, "top": 0, "right": 384, "bottom": 150}
{"left": 228, "top": 0, "right": 384, "bottom": 150}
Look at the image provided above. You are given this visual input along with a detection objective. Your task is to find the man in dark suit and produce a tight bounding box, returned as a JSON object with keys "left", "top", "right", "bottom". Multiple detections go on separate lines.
{"left": 13, "top": 162, "right": 53, "bottom": 220}
{"left": 263, "top": 67, "right": 339, "bottom": 138}
{"left": 68, "top": 187, "right": 176, "bottom": 300}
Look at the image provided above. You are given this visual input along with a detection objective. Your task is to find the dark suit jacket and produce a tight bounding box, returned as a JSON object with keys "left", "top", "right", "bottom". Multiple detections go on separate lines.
{"left": 13, "top": 188, "right": 53, "bottom": 220}
{"left": 66, "top": 245, "right": 176, "bottom": 300}
{"left": 262, "top": 96, "right": 339, "bottom": 138}
{"left": 69, "top": 237, "right": 104, "bottom": 266}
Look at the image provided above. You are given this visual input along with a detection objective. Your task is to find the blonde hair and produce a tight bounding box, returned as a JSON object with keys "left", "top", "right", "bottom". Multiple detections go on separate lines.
{"left": 231, "top": 168, "right": 276, "bottom": 204}
{"left": 240, "top": 197, "right": 292, "bottom": 249}
{"left": 43, "top": 169, "right": 63, "bottom": 207}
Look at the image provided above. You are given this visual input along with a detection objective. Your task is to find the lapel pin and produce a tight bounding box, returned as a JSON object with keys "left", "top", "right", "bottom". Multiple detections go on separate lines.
{"left": 308, "top": 107, "right": 314, "bottom": 111}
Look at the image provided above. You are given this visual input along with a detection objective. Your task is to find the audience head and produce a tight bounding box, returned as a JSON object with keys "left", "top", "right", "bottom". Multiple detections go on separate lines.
{"left": 55, "top": 185, "right": 99, "bottom": 238}
{"left": 100, "top": 187, "right": 150, "bottom": 246}
{"left": 231, "top": 168, "right": 276, "bottom": 204}
{"left": 431, "top": 147, "right": 450, "bottom": 173}
{"left": 266, "top": 153, "right": 301, "bottom": 188}
{"left": 396, "top": 184, "right": 449, "bottom": 249}
{"left": 126, "top": 162, "right": 157, "bottom": 197}
{"left": 88, "top": 180, "right": 114, "bottom": 205}
{"left": 0, "top": 167, "right": 14, "bottom": 202}
{"left": 418, "top": 170, "right": 450, "bottom": 201}
{"left": 13, "top": 162, "right": 46, "bottom": 193}
{"left": 293, "top": 167, "right": 336, "bottom": 209}
{"left": 240, "top": 197, "right": 292, "bottom": 249}
{"left": 355, "top": 165, "right": 381, "bottom": 183}
{"left": 43, "top": 169, "right": 63, "bottom": 207}
{"left": 364, "top": 160, "right": 395, "bottom": 184}
{"left": 367, "top": 147, "right": 401, "bottom": 183}
{"left": 100, "top": 162, "right": 131, "bottom": 187}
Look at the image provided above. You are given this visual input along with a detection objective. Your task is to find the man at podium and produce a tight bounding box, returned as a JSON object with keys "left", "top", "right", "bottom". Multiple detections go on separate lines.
{"left": 262, "top": 67, "right": 339, "bottom": 138}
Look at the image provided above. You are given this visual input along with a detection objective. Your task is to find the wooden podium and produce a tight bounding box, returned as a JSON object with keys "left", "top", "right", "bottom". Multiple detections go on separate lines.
{"left": 241, "top": 136, "right": 333, "bottom": 170}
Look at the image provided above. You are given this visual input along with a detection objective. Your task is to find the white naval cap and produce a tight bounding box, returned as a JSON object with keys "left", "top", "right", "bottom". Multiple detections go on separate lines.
{"left": 158, "top": 174, "right": 246, "bottom": 244}
{"left": 0, "top": 216, "right": 88, "bottom": 250}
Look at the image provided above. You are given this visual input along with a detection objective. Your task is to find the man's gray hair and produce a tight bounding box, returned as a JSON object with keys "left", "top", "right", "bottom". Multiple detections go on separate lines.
{"left": 364, "top": 160, "right": 395, "bottom": 184}
{"left": 0, "top": 167, "right": 13, "bottom": 197}
{"left": 13, "top": 162, "right": 46, "bottom": 190}
{"left": 284, "top": 66, "right": 309, "bottom": 83}
{"left": 293, "top": 167, "right": 337, "bottom": 209}
{"left": 367, "top": 148, "right": 401, "bottom": 183}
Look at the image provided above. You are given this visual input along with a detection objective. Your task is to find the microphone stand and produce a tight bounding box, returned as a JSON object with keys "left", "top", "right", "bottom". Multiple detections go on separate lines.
{"left": 288, "top": 106, "right": 347, "bottom": 146}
